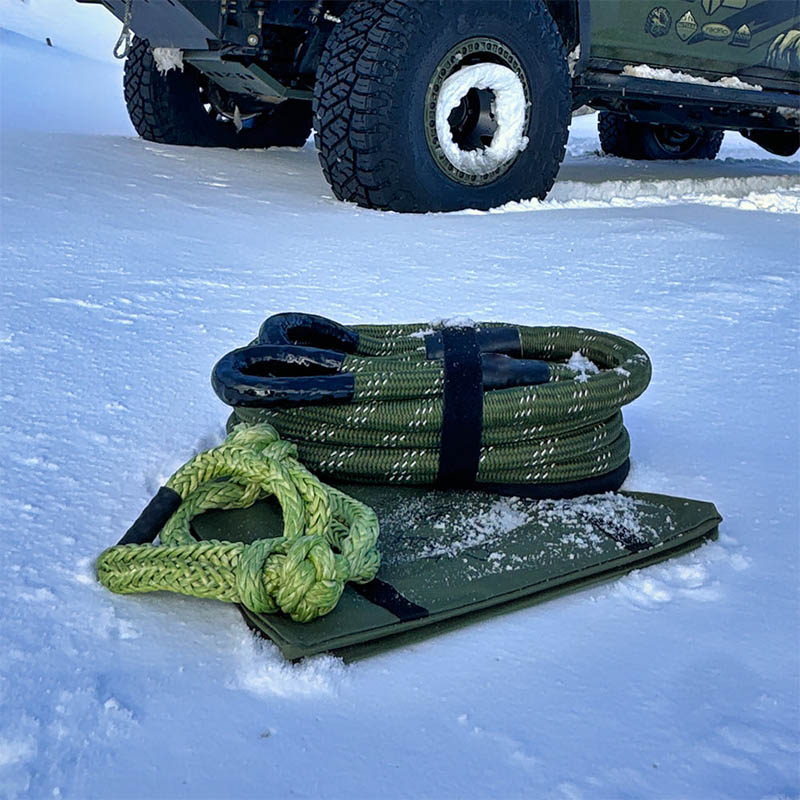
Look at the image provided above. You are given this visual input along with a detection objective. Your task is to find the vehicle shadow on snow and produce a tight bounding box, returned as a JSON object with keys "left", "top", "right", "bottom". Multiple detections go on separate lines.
{"left": 557, "top": 150, "right": 799, "bottom": 185}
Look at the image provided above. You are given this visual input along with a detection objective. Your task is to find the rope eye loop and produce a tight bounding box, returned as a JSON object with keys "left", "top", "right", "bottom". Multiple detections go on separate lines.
{"left": 211, "top": 343, "right": 355, "bottom": 408}
{"left": 258, "top": 312, "right": 360, "bottom": 353}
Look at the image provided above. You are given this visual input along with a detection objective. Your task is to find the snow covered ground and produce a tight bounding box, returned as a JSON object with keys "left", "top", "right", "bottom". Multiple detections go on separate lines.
{"left": 1, "top": 8, "right": 799, "bottom": 799}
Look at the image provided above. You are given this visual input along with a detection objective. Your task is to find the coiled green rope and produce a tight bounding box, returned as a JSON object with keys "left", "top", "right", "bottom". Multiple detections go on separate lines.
{"left": 96, "top": 424, "right": 380, "bottom": 622}
{"left": 230, "top": 323, "right": 652, "bottom": 486}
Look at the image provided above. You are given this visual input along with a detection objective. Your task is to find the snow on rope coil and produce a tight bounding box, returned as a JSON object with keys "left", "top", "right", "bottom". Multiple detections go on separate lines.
{"left": 436, "top": 63, "right": 529, "bottom": 175}
{"left": 215, "top": 315, "right": 653, "bottom": 494}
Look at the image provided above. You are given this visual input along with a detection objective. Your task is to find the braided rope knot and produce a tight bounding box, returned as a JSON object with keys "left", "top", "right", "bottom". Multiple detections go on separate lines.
{"left": 96, "top": 424, "right": 380, "bottom": 623}
{"left": 235, "top": 534, "right": 348, "bottom": 621}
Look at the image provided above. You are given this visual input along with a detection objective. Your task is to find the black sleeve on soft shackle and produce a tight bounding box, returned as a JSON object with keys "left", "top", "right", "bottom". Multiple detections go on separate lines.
{"left": 352, "top": 578, "right": 429, "bottom": 621}
{"left": 437, "top": 327, "right": 484, "bottom": 487}
{"left": 115, "top": 486, "right": 182, "bottom": 546}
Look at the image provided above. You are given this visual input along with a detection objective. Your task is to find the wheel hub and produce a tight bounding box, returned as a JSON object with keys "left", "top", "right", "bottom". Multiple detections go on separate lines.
{"left": 424, "top": 37, "right": 531, "bottom": 187}
{"left": 447, "top": 87, "right": 498, "bottom": 152}
{"left": 652, "top": 125, "right": 699, "bottom": 155}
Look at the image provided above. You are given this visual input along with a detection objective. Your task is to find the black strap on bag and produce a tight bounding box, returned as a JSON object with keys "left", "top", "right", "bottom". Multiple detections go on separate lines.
{"left": 352, "top": 578, "right": 429, "bottom": 621}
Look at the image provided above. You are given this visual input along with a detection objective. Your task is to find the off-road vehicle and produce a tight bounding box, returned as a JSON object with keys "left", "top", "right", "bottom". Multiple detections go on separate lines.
{"left": 82, "top": 0, "right": 800, "bottom": 212}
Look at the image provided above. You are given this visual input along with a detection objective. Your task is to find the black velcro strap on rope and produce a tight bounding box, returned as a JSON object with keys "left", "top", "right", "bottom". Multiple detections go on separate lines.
{"left": 437, "top": 327, "right": 483, "bottom": 487}
{"left": 116, "top": 486, "right": 182, "bottom": 546}
{"left": 352, "top": 578, "right": 429, "bottom": 622}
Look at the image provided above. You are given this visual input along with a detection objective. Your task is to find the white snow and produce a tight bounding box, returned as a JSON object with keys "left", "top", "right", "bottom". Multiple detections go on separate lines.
{"left": 778, "top": 105, "right": 800, "bottom": 123}
{"left": 0, "top": 27, "right": 133, "bottom": 135}
{"left": 436, "top": 62, "right": 529, "bottom": 175}
{"left": 152, "top": 46, "right": 184, "bottom": 75}
{"left": 622, "top": 63, "right": 763, "bottom": 92}
{"left": 431, "top": 315, "right": 478, "bottom": 328}
{"left": 408, "top": 316, "right": 477, "bottom": 338}
{"left": 568, "top": 45, "right": 581, "bottom": 77}
{"left": 1, "top": 10, "right": 799, "bottom": 800}
{"left": 566, "top": 350, "right": 600, "bottom": 382}
{"left": 470, "top": 174, "right": 800, "bottom": 215}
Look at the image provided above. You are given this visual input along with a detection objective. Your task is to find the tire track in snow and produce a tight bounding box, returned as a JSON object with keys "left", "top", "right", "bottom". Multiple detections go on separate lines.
{"left": 463, "top": 174, "right": 800, "bottom": 215}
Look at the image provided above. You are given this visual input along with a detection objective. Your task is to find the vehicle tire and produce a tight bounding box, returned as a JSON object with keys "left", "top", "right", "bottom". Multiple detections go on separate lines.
{"left": 124, "top": 36, "right": 313, "bottom": 148}
{"left": 598, "top": 111, "right": 724, "bottom": 160}
{"left": 313, "top": 0, "right": 571, "bottom": 212}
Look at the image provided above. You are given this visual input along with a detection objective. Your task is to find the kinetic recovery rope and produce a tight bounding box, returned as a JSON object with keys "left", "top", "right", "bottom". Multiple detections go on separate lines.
{"left": 213, "top": 314, "right": 652, "bottom": 498}
{"left": 96, "top": 424, "right": 380, "bottom": 622}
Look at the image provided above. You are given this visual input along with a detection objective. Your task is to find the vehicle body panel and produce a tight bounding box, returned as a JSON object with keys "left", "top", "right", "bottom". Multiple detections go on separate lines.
{"left": 589, "top": 0, "right": 800, "bottom": 81}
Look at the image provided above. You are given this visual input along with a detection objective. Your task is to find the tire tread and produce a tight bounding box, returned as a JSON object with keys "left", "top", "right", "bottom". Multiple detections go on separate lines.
{"left": 124, "top": 37, "right": 312, "bottom": 149}
{"left": 314, "top": 0, "right": 570, "bottom": 212}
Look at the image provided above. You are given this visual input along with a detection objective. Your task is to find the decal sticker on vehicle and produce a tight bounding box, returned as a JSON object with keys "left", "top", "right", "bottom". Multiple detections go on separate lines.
{"left": 645, "top": 7, "right": 672, "bottom": 38}
{"left": 730, "top": 24, "right": 752, "bottom": 48}
{"left": 682, "top": 1, "right": 795, "bottom": 50}
{"left": 676, "top": 11, "right": 698, "bottom": 42}
{"left": 702, "top": 22, "right": 732, "bottom": 41}
{"left": 766, "top": 29, "right": 800, "bottom": 71}
{"left": 703, "top": 0, "right": 747, "bottom": 15}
